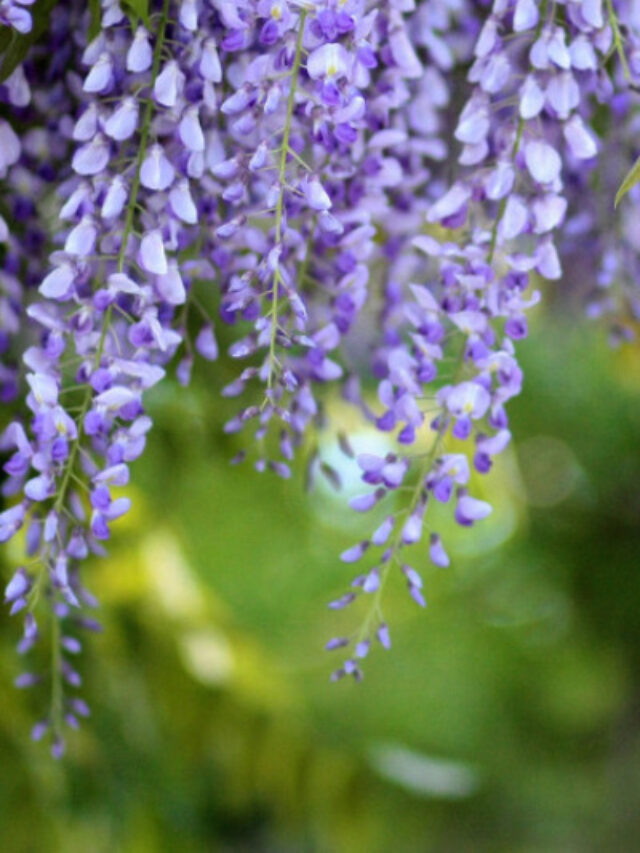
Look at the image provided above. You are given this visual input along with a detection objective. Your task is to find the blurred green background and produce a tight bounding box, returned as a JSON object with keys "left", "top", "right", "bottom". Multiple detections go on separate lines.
{"left": 2, "top": 313, "right": 640, "bottom": 853}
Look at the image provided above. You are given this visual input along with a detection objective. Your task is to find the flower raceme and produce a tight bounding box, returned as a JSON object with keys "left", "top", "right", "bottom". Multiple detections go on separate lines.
{"left": 0, "top": 0, "right": 637, "bottom": 753}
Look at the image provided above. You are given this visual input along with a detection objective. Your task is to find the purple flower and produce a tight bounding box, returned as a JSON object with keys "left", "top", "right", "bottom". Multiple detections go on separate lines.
{"left": 0, "top": 0, "right": 631, "bottom": 747}
{"left": 455, "top": 493, "right": 493, "bottom": 527}
{"left": 4, "top": 567, "right": 31, "bottom": 604}
{"left": 429, "top": 534, "right": 450, "bottom": 568}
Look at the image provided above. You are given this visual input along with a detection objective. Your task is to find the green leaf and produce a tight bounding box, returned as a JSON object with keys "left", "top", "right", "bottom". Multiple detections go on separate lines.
{"left": 0, "top": 0, "right": 58, "bottom": 83}
{"left": 122, "top": 0, "right": 151, "bottom": 28}
{"left": 614, "top": 155, "right": 640, "bottom": 208}
{"left": 0, "top": 29, "right": 12, "bottom": 62}
{"left": 88, "top": 0, "right": 102, "bottom": 42}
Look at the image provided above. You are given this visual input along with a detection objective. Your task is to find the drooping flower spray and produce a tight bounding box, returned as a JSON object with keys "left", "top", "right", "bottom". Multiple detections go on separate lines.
{"left": 0, "top": 0, "right": 639, "bottom": 752}
{"left": 1, "top": 0, "right": 218, "bottom": 755}
{"left": 323, "top": 0, "right": 637, "bottom": 677}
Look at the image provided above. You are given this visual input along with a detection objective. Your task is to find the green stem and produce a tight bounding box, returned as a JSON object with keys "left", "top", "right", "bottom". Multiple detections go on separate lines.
{"left": 50, "top": 612, "right": 62, "bottom": 733}
{"left": 118, "top": 0, "right": 170, "bottom": 273}
{"left": 487, "top": 117, "right": 524, "bottom": 264}
{"left": 486, "top": 0, "right": 552, "bottom": 263}
{"left": 53, "top": 0, "right": 170, "bottom": 519}
{"left": 45, "top": 1, "right": 172, "bottom": 729}
{"left": 606, "top": 0, "right": 631, "bottom": 81}
{"left": 356, "top": 0, "right": 554, "bottom": 651}
{"left": 354, "top": 433, "right": 443, "bottom": 645}
{"left": 355, "top": 345, "right": 468, "bottom": 646}
{"left": 266, "top": 9, "right": 307, "bottom": 392}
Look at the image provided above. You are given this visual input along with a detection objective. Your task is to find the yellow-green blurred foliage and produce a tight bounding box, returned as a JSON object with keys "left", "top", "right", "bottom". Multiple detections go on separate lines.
{"left": 1, "top": 322, "right": 640, "bottom": 853}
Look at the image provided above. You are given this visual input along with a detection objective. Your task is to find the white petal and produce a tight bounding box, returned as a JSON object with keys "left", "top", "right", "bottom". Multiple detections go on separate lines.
{"left": 104, "top": 97, "right": 139, "bottom": 141}
{"left": 178, "top": 107, "right": 205, "bottom": 152}
{"left": 127, "top": 28, "right": 153, "bottom": 73}
{"left": 427, "top": 183, "right": 470, "bottom": 223}
{"left": 307, "top": 43, "right": 351, "bottom": 80}
{"left": 140, "top": 144, "right": 175, "bottom": 190}
{"left": 83, "top": 52, "right": 113, "bottom": 93}
{"left": 155, "top": 261, "right": 186, "bottom": 305}
{"left": 72, "top": 135, "right": 110, "bottom": 176}
{"left": 525, "top": 139, "right": 562, "bottom": 184}
{"left": 519, "top": 75, "right": 544, "bottom": 119}
{"left": 200, "top": 39, "right": 222, "bottom": 82}
{"left": 169, "top": 180, "right": 198, "bottom": 224}
{"left": 154, "top": 61, "right": 182, "bottom": 107}
{"left": 101, "top": 177, "right": 128, "bottom": 219}
{"left": 40, "top": 265, "right": 75, "bottom": 299}
{"left": 499, "top": 195, "right": 528, "bottom": 240}
{"left": 140, "top": 230, "right": 168, "bottom": 275}
{"left": 65, "top": 217, "right": 97, "bottom": 256}
{"left": 563, "top": 115, "right": 597, "bottom": 159}
{"left": 514, "top": 0, "right": 539, "bottom": 32}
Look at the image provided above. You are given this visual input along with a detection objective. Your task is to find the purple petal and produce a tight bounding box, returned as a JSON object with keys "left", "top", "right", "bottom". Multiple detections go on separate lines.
{"left": 140, "top": 230, "right": 168, "bottom": 275}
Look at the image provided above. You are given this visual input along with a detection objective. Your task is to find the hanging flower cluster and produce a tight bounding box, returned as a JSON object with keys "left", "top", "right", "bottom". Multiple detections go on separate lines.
{"left": 0, "top": 0, "right": 638, "bottom": 755}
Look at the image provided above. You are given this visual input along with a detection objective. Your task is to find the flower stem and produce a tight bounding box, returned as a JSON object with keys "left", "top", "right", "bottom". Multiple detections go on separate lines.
{"left": 44, "top": 0, "right": 172, "bottom": 745}
{"left": 266, "top": 8, "right": 307, "bottom": 392}
{"left": 606, "top": 0, "right": 631, "bottom": 81}
{"left": 50, "top": 610, "right": 62, "bottom": 735}
{"left": 52, "top": 0, "right": 170, "bottom": 519}
{"left": 355, "top": 343, "right": 467, "bottom": 645}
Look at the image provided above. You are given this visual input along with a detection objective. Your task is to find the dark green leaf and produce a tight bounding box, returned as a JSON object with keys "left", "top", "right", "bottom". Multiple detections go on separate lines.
{"left": 0, "top": 29, "right": 12, "bottom": 62}
{"left": 614, "top": 154, "right": 640, "bottom": 208}
{"left": 88, "top": 0, "right": 102, "bottom": 42}
{"left": 122, "top": 0, "right": 151, "bottom": 28}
